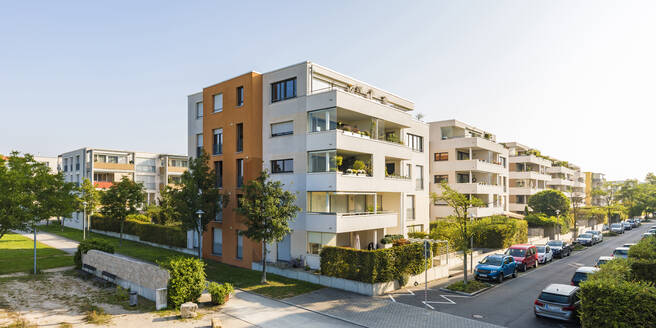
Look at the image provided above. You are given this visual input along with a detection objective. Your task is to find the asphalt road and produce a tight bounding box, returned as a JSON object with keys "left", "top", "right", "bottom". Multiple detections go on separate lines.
{"left": 386, "top": 223, "right": 652, "bottom": 328}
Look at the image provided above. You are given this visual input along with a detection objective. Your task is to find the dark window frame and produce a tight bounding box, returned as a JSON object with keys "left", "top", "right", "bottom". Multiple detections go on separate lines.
{"left": 237, "top": 159, "right": 244, "bottom": 187}
{"left": 236, "top": 123, "right": 243, "bottom": 153}
{"left": 236, "top": 86, "right": 244, "bottom": 106}
{"left": 271, "top": 77, "right": 297, "bottom": 103}
{"left": 271, "top": 159, "right": 294, "bottom": 173}
{"left": 434, "top": 152, "right": 448, "bottom": 161}
{"left": 434, "top": 175, "right": 448, "bottom": 183}
{"left": 271, "top": 121, "right": 294, "bottom": 137}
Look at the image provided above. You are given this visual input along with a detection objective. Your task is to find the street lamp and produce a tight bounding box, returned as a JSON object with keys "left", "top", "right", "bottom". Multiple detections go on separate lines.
{"left": 555, "top": 209, "right": 561, "bottom": 240}
{"left": 468, "top": 212, "right": 474, "bottom": 273}
{"left": 82, "top": 201, "right": 87, "bottom": 240}
{"left": 195, "top": 209, "right": 205, "bottom": 259}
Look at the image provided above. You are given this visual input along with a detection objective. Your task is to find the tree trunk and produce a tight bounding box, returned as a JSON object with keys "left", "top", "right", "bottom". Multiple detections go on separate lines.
{"left": 119, "top": 220, "right": 124, "bottom": 247}
{"left": 261, "top": 240, "right": 268, "bottom": 284}
{"left": 61, "top": 217, "right": 65, "bottom": 231}
{"left": 463, "top": 249, "right": 468, "bottom": 285}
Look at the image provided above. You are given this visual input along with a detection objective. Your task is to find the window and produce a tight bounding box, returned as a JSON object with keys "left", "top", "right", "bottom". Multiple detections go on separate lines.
{"left": 236, "top": 123, "right": 243, "bottom": 152}
{"left": 213, "top": 93, "right": 223, "bottom": 112}
{"left": 271, "top": 77, "right": 297, "bottom": 102}
{"left": 434, "top": 152, "right": 448, "bottom": 161}
{"left": 407, "top": 224, "right": 423, "bottom": 233}
{"left": 307, "top": 232, "right": 336, "bottom": 255}
{"left": 108, "top": 155, "right": 119, "bottom": 164}
{"left": 135, "top": 175, "right": 156, "bottom": 190}
{"left": 271, "top": 159, "right": 293, "bottom": 173}
{"left": 434, "top": 175, "right": 448, "bottom": 183}
{"left": 168, "top": 176, "right": 181, "bottom": 184}
{"left": 308, "top": 108, "right": 336, "bottom": 132}
{"left": 75, "top": 155, "right": 80, "bottom": 171}
{"left": 406, "top": 195, "right": 415, "bottom": 220}
{"left": 406, "top": 164, "right": 412, "bottom": 178}
{"left": 406, "top": 134, "right": 423, "bottom": 152}
{"left": 63, "top": 158, "right": 68, "bottom": 172}
{"left": 416, "top": 165, "right": 424, "bottom": 190}
{"left": 168, "top": 159, "right": 188, "bottom": 167}
{"left": 196, "top": 102, "right": 203, "bottom": 118}
{"left": 214, "top": 161, "right": 223, "bottom": 188}
{"left": 237, "top": 159, "right": 244, "bottom": 187}
{"left": 457, "top": 151, "right": 470, "bottom": 160}
{"left": 212, "top": 228, "right": 222, "bottom": 255}
{"left": 236, "top": 231, "right": 243, "bottom": 259}
{"left": 196, "top": 134, "right": 203, "bottom": 157}
{"left": 215, "top": 199, "right": 223, "bottom": 221}
{"left": 271, "top": 121, "right": 293, "bottom": 137}
{"left": 308, "top": 150, "right": 336, "bottom": 172}
{"left": 500, "top": 157, "right": 507, "bottom": 168}
{"left": 457, "top": 173, "right": 470, "bottom": 183}
{"left": 135, "top": 158, "right": 156, "bottom": 172}
{"left": 236, "top": 86, "right": 244, "bottom": 106}
{"left": 213, "top": 129, "right": 223, "bottom": 155}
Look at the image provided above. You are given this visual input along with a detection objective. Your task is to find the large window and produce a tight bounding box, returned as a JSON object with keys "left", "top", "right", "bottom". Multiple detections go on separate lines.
{"left": 63, "top": 158, "right": 68, "bottom": 172}
{"left": 196, "top": 134, "right": 203, "bottom": 157}
{"left": 213, "top": 228, "right": 222, "bottom": 255}
{"left": 416, "top": 165, "right": 424, "bottom": 190}
{"left": 407, "top": 224, "right": 423, "bottom": 233}
{"left": 237, "top": 159, "right": 244, "bottom": 187}
{"left": 168, "top": 159, "right": 188, "bottom": 167}
{"left": 457, "top": 151, "right": 470, "bottom": 160}
{"left": 135, "top": 157, "right": 156, "bottom": 173}
{"left": 406, "top": 134, "right": 423, "bottom": 152}
{"left": 213, "top": 129, "right": 223, "bottom": 155}
{"left": 434, "top": 175, "right": 448, "bottom": 183}
{"left": 271, "top": 121, "right": 293, "bottom": 137}
{"left": 236, "top": 86, "right": 244, "bottom": 106}
{"left": 271, "top": 77, "right": 297, "bottom": 102}
{"left": 236, "top": 231, "right": 243, "bottom": 259}
{"left": 271, "top": 159, "right": 293, "bottom": 173}
{"left": 236, "top": 123, "right": 243, "bottom": 152}
{"left": 307, "top": 232, "right": 336, "bottom": 255}
{"left": 214, "top": 161, "right": 223, "bottom": 188}
{"left": 75, "top": 155, "right": 80, "bottom": 171}
{"left": 196, "top": 102, "right": 203, "bottom": 118}
{"left": 308, "top": 150, "right": 336, "bottom": 172}
{"left": 307, "top": 192, "right": 381, "bottom": 214}
{"left": 308, "top": 108, "right": 336, "bottom": 132}
{"left": 136, "top": 175, "right": 156, "bottom": 190}
{"left": 434, "top": 152, "right": 448, "bottom": 161}
{"left": 406, "top": 195, "right": 415, "bottom": 220}
{"left": 213, "top": 93, "right": 223, "bottom": 112}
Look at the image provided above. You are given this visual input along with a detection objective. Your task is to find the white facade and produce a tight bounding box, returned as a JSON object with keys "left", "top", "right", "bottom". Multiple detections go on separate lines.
{"left": 58, "top": 148, "right": 187, "bottom": 229}
{"left": 429, "top": 120, "right": 509, "bottom": 219}
{"left": 504, "top": 142, "right": 553, "bottom": 213}
{"left": 261, "top": 62, "right": 430, "bottom": 268}
{"left": 34, "top": 155, "right": 58, "bottom": 173}
{"left": 187, "top": 92, "right": 203, "bottom": 159}
{"left": 546, "top": 162, "right": 586, "bottom": 206}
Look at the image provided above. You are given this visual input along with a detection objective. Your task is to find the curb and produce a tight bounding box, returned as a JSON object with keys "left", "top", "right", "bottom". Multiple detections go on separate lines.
{"left": 438, "top": 284, "right": 494, "bottom": 297}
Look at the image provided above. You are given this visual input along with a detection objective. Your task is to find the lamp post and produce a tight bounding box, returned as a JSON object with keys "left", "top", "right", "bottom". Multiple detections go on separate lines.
{"left": 82, "top": 201, "right": 87, "bottom": 240}
{"left": 195, "top": 209, "right": 205, "bottom": 259}
{"left": 555, "top": 209, "right": 561, "bottom": 240}
{"left": 469, "top": 212, "right": 474, "bottom": 273}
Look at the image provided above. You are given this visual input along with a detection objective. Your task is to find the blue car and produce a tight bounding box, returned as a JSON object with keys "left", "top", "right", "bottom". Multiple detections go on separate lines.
{"left": 474, "top": 254, "right": 518, "bottom": 283}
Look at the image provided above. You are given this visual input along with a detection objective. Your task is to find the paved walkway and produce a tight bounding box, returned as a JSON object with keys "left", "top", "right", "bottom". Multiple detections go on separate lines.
{"left": 16, "top": 230, "right": 79, "bottom": 254}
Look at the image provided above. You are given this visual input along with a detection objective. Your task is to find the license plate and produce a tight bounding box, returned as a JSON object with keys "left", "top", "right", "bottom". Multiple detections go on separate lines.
{"left": 545, "top": 304, "right": 561, "bottom": 311}
{"left": 478, "top": 274, "right": 486, "bottom": 277}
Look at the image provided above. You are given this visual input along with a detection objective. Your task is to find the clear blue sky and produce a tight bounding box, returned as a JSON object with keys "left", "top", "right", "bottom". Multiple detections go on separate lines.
{"left": 1, "top": 1, "right": 654, "bottom": 181}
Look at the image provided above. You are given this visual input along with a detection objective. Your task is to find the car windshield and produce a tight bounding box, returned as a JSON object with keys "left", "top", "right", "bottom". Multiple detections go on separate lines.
{"left": 597, "top": 259, "right": 608, "bottom": 265}
{"left": 579, "top": 234, "right": 592, "bottom": 238}
{"left": 614, "top": 249, "right": 629, "bottom": 256}
{"left": 572, "top": 272, "right": 589, "bottom": 282}
{"left": 505, "top": 248, "right": 526, "bottom": 257}
{"left": 537, "top": 246, "right": 546, "bottom": 253}
{"left": 611, "top": 224, "right": 622, "bottom": 228}
{"left": 547, "top": 241, "right": 562, "bottom": 246}
{"left": 586, "top": 231, "right": 596, "bottom": 235}
{"left": 539, "top": 292, "right": 570, "bottom": 304}
{"left": 480, "top": 256, "right": 503, "bottom": 266}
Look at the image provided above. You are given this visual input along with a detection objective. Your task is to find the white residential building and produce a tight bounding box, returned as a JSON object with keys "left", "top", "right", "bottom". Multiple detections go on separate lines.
{"left": 187, "top": 91, "right": 203, "bottom": 159}
{"left": 503, "top": 142, "right": 553, "bottom": 214}
{"left": 261, "top": 61, "right": 430, "bottom": 269}
{"left": 546, "top": 161, "right": 586, "bottom": 206}
{"left": 429, "top": 120, "right": 509, "bottom": 219}
{"left": 58, "top": 148, "right": 187, "bottom": 229}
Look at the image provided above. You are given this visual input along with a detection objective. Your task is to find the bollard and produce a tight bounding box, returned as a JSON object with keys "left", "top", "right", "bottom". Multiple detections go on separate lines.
{"left": 129, "top": 291, "right": 138, "bottom": 306}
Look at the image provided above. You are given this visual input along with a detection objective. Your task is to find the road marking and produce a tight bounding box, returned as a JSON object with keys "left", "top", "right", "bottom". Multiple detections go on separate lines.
{"left": 422, "top": 294, "right": 470, "bottom": 306}
{"left": 388, "top": 294, "right": 396, "bottom": 302}
{"left": 422, "top": 301, "right": 435, "bottom": 310}
{"left": 388, "top": 288, "right": 414, "bottom": 296}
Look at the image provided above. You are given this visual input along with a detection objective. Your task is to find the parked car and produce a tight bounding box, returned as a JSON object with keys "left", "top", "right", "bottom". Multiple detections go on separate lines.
{"left": 571, "top": 267, "right": 599, "bottom": 286}
{"left": 474, "top": 254, "right": 517, "bottom": 283}
{"left": 622, "top": 222, "right": 633, "bottom": 231}
{"left": 627, "top": 219, "right": 637, "bottom": 228}
{"left": 576, "top": 233, "right": 595, "bottom": 246}
{"left": 610, "top": 223, "right": 625, "bottom": 234}
{"left": 635, "top": 218, "right": 642, "bottom": 226}
{"left": 547, "top": 240, "right": 571, "bottom": 258}
{"left": 536, "top": 245, "right": 553, "bottom": 264}
{"left": 595, "top": 256, "right": 613, "bottom": 267}
{"left": 643, "top": 232, "right": 655, "bottom": 239}
{"left": 585, "top": 230, "right": 603, "bottom": 244}
{"left": 505, "top": 244, "right": 539, "bottom": 272}
{"left": 623, "top": 243, "right": 637, "bottom": 248}
{"left": 534, "top": 284, "right": 580, "bottom": 322}
{"left": 648, "top": 228, "right": 656, "bottom": 234}
{"left": 612, "top": 247, "right": 630, "bottom": 259}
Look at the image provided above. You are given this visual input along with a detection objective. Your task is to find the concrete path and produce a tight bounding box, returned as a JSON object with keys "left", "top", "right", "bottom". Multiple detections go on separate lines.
{"left": 15, "top": 230, "right": 79, "bottom": 254}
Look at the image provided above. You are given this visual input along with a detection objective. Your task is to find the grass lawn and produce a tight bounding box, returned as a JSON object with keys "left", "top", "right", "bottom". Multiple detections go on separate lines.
{"left": 0, "top": 233, "right": 74, "bottom": 275}
{"left": 39, "top": 223, "right": 321, "bottom": 299}
{"left": 446, "top": 280, "right": 490, "bottom": 293}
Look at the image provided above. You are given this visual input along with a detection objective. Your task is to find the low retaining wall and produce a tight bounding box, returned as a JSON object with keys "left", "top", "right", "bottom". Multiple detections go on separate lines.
{"left": 251, "top": 262, "right": 448, "bottom": 296}
{"left": 90, "top": 229, "right": 196, "bottom": 256}
{"left": 83, "top": 250, "right": 169, "bottom": 310}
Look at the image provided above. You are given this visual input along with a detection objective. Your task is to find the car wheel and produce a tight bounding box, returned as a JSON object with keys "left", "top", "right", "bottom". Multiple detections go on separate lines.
{"left": 535, "top": 260, "right": 539, "bottom": 269}
{"left": 497, "top": 273, "right": 503, "bottom": 283}
{"left": 512, "top": 269, "right": 517, "bottom": 278}
{"left": 521, "top": 263, "right": 526, "bottom": 272}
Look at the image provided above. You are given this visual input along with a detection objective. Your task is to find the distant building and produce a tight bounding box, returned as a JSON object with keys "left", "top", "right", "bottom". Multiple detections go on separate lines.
{"left": 585, "top": 172, "right": 606, "bottom": 206}
{"left": 503, "top": 143, "right": 552, "bottom": 214}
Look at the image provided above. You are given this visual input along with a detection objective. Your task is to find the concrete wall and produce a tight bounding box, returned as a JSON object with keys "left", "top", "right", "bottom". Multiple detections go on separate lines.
{"left": 90, "top": 229, "right": 196, "bottom": 256}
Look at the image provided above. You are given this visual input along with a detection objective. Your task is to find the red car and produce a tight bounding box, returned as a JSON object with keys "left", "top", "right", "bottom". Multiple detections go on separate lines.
{"left": 504, "top": 244, "right": 539, "bottom": 272}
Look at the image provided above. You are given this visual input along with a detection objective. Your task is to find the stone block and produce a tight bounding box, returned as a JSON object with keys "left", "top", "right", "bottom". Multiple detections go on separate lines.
{"left": 180, "top": 302, "right": 198, "bottom": 318}
{"left": 211, "top": 317, "right": 222, "bottom": 328}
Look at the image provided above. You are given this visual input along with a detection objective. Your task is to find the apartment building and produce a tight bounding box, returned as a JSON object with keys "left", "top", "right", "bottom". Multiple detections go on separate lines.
{"left": 429, "top": 120, "right": 509, "bottom": 219}
{"left": 190, "top": 72, "right": 264, "bottom": 269}
{"left": 585, "top": 172, "right": 606, "bottom": 206}
{"left": 546, "top": 161, "right": 586, "bottom": 206}
{"left": 503, "top": 143, "right": 552, "bottom": 214}
{"left": 58, "top": 148, "right": 188, "bottom": 229}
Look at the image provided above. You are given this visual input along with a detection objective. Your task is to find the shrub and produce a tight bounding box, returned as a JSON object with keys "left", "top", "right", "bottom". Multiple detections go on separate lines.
{"left": 352, "top": 160, "right": 365, "bottom": 171}
{"left": 628, "top": 236, "right": 656, "bottom": 260}
{"left": 408, "top": 231, "right": 428, "bottom": 239}
{"left": 126, "top": 214, "right": 150, "bottom": 223}
{"left": 430, "top": 216, "right": 527, "bottom": 250}
{"left": 74, "top": 239, "right": 115, "bottom": 269}
{"left": 392, "top": 238, "right": 410, "bottom": 246}
{"left": 91, "top": 215, "right": 186, "bottom": 248}
{"left": 160, "top": 257, "right": 206, "bottom": 308}
{"left": 380, "top": 234, "right": 403, "bottom": 245}
{"left": 207, "top": 282, "right": 234, "bottom": 305}
{"left": 523, "top": 213, "right": 568, "bottom": 233}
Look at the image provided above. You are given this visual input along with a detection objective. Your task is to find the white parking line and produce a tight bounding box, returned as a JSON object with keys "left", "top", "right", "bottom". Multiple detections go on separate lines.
{"left": 422, "top": 301, "right": 435, "bottom": 310}
{"left": 388, "top": 294, "right": 396, "bottom": 302}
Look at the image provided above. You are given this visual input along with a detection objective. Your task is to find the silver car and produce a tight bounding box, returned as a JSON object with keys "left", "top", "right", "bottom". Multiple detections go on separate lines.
{"left": 610, "top": 223, "right": 624, "bottom": 234}
{"left": 585, "top": 230, "right": 602, "bottom": 244}
{"left": 534, "top": 284, "right": 580, "bottom": 322}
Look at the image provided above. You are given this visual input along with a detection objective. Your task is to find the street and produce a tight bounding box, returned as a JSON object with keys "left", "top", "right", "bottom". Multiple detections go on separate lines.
{"left": 386, "top": 223, "right": 651, "bottom": 328}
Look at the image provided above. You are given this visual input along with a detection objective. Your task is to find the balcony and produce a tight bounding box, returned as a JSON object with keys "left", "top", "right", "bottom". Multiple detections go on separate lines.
{"left": 509, "top": 155, "right": 552, "bottom": 167}
{"left": 452, "top": 183, "right": 504, "bottom": 195}
{"left": 167, "top": 166, "right": 187, "bottom": 173}
{"left": 546, "top": 166, "right": 575, "bottom": 175}
{"left": 510, "top": 171, "right": 552, "bottom": 181}
{"left": 436, "top": 159, "right": 506, "bottom": 175}
{"left": 94, "top": 181, "right": 114, "bottom": 189}
{"left": 437, "top": 136, "right": 507, "bottom": 154}
{"left": 469, "top": 207, "right": 504, "bottom": 217}
{"left": 307, "top": 129, "right": 414, "bottom": 159}
{"left": 94, "top": 162, "right": 134, "bottom": 171}
{"left": 305, "top": 212, "right": 398, "bottom": 233}
{"left": 509, "top": 186, "right": 541, "bottom": 195}
{"left": 509, "top": 203, "right": 529, "bottom": 212}
{"left": 547, "top": 178, "right": 574, "bottom": 187}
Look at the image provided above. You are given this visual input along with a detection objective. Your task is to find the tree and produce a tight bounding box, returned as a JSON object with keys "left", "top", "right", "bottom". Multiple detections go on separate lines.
{"left": 528, "top": 190, "right": 570, "bottom": 217}
{"left": 78, "top": 178, "right": 100, "bottom": 239}
{"left": 168, "top": 152, "right": 228, "bottom": 259}
{"left": 152, "top": 186, "right": 180, "bottom": 225}
{"left": 100, "top": 176, "right": 145, "bottom": 246}
{"left": 567, "top": 187, "right": 584, "bottom": 237}
{"left": 234, "top": 170, "right": 300, "bottom": 283}
{"left": 593, "top": 181, "right": 623, "bottom": 224}
{"left": 0, "top": 154, "right": 33, "bottom": 239}
{"left": 431, "top": 182, "right": 485, "bottom": 285}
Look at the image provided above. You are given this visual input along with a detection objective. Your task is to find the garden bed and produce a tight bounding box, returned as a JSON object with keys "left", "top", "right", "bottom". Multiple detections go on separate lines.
{"left": 442, "top": 280, "right": 491, "bottom": 296}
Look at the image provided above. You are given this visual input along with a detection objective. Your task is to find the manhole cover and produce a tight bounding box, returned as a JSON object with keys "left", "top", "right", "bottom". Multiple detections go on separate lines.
{"left": 472, "top": 314, "right": 484, "bottom": 319}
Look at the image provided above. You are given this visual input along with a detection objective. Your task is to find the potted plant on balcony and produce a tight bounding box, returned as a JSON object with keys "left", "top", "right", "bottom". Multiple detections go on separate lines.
{"left": 335, "top": 155, "right": 343, "bottom": 172}
{"left": 353, "top": 160, "right": 366, "bottom": 176}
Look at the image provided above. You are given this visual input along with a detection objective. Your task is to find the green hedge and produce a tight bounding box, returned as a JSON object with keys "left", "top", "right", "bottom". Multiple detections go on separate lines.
{"left": 74, "top": 239, "right": 115, "bottom": 269}
{"left": 207, "top": 281, "right": 234, "bottom": 305}
{"left": 523, "top": 213, "right": 569, "bottom": 234}
{"left": 160, "top": 257, "right": 206, "bottom": 308}
{"left": 91, "top": 215, "right": 186, "bottom": 248}
{"left": 430, "top": 216, "right": 527, "bottom": 250}
{"left": 320, "top": 242, "right": 428, "bottom": 284}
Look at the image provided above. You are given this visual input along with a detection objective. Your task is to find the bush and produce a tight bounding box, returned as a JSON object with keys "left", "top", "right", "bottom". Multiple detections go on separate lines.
{"left": 628, "top": 236, "right": 656, "bottom": 260}
{"left": 91, "top": 215, "right": 187, "bottom": 248}
{"left": 408, "top": 231, "right": 428, "bottom": 239}
{"left": 380, "top": 234, "right": 403, "bottom": 245}
{"left": 207, "top": 282, "right": 234, "bottom": 305}
{"left": 429, "top": 216, "right": 527, "bottom": 250}
{"left": 160, "top": 257, "right": 206, "bottom": 308}
{"left": 126, "top": 214, "right": 150, "bottom": 223}
{"left": 74, "top": 239, "right": 115, "bottom": 269}
{"left": 523, "top": 213, "right": 568, "bottom": 234}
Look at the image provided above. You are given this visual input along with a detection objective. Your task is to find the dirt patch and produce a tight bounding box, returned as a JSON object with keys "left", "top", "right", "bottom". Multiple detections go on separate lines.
{"left": 0, "top": 271, "right": 234, "bottom": 328}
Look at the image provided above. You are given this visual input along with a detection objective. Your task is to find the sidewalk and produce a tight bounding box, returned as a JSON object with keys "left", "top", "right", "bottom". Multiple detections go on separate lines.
{"left": 15, "top": 230, "right": 79, "bottom": 254}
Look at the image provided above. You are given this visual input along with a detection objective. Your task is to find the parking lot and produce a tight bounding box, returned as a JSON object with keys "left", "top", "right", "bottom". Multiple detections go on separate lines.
{"left": 384, "top": 222, "right": 652, "bottom": 328}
